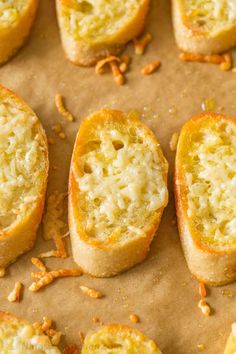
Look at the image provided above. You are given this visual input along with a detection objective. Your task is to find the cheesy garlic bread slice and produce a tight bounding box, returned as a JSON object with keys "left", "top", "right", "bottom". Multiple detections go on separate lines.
{"left": 0, "top": 0, "right": 39, "bottom": 64}
{"left": 175, "top": 113, "right": 236, "bottom": 286}
{"left": 172, "top": 0, "right": 236, "bottom": 54}
{"left": 56, "top": 0, "right": 150, "bottom": 66}
{"left": 82, "top": 324, "right": 162, "bottom": 354}
{"left": 0, "top": 84, "right": 48, "bottom": 268}
{"left": 69, "top": 109, "right": 168, "bottom": 277}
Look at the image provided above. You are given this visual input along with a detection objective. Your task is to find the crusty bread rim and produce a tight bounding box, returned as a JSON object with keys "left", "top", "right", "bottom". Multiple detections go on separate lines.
{"left": 69, "top": 109, "right": 168, "bottom": 250}
{"left": 0, "top": 311, "right": 27, "bottom": 324}
{"left": 58, "top": 0, "right": 149, "bottom": 45}
{"left": 0, "top": 84, "right": 49, "bottom": 240}
{"left": 173, "top": 0, "right": 236, "bottom": 37}
{"left": 175, "top": 112, "right": 236, "bottom": 256}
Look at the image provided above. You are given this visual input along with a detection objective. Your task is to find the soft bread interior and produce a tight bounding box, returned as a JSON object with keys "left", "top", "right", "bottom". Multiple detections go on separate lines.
{"left": 0, "top": 0, "right": 28, "bottom": 28}
{"left": 0, "top": 313, "right": 61, "bottom": 353}
{"left": 182, "top": 0, "right": 236, "bottom": 33}
{"left": 0, "top": 93, "right": 47, "bottom": 231}
{"left": 82, "top": 325, "right": 161, "bottom": 354}
{"left": 60, "top": 0, "right": 146, "bottom": 41}
{"left": 74, "top": 111, "right": 168, "bottom": 245}
{"left": 179, "top": 116, "right": 236, "bottom": 250}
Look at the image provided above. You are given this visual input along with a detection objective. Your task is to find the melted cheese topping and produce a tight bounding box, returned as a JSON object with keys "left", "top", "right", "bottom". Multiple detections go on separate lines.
{"left": 184, "top": 120, "right": 236, "bottom": 249}
{"left": 82, "top": 326, "right": 161, "bottom": 354}
{"left": 76, "top": 120, "right": 168, "bottom": 243}
{"left": 0, "top": 319, "right": 61, "bottom": 353}
{"left": 0, "top": 99, "right": 47, "bottom": 231}
{"left": 61, "top": 0, "right": 143, "bottom": 40}
{"left": 0, "top": 0, "right": 27, "bottom": 27}
{"left": 184, "top": 0, "right": 236, "bottom": 32}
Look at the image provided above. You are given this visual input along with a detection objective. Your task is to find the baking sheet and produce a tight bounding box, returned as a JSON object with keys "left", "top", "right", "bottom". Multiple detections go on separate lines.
{"left": 1, "top": 0, "right": 236, "bottom": 352}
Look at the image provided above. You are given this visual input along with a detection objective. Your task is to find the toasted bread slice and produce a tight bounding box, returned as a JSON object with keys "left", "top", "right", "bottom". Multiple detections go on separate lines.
{"left": 82, "top": 324, "right": 162, "bottom": 354}
{"left": 175, "top": 112, "right": 236, "bottom": 286}
{"left": 0, "top": 84, "right": 48, "bottom": 268}
{"left": 172, "top": 0, "right": 236, "bottom": 54}
{"left": 69, "top": 109, "right": 168, "bottom": 277}
{"left": 56, "top": 0, "right": 150, "bottom": 66}
{"left": 0, "top": 311, "right": 61, "bottom": 352}
{"left": 0, "top": 0, "right": 39, "bottom": 65}
{"left": 224, "top": 323, "right": 236, "bottom": 354}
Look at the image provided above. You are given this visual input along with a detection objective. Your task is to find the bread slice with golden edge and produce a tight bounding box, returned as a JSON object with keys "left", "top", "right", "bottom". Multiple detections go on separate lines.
{"left": 172, "top": 0, "right": 236, "bottom": 54}
{"left": 0, "top": 311, "right": 61, "bottom": 353}
{"left": 175, "top": 112, "right": 236, "bottom": 286}
{"left": 69, "top": 109, "right": 168, "bottom": 277}
{"left": 82, "top": 324, "right": 162, "bottom": 354}
{"left": 0, "top": 0, "right": 39, "bottom": 65}
{"left": 0, "top": 84, "right": 48, "bottom": 269}
{"left": 224, "top": 323, "right": 236, "bottom": 354}
{"left": 56, "top": 0, "right": 150, "bottom": 66}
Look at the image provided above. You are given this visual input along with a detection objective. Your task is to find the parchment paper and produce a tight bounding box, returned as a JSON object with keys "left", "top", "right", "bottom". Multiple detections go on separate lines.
{"left": 1, "top": 1, "right": 236, "bottom": 352}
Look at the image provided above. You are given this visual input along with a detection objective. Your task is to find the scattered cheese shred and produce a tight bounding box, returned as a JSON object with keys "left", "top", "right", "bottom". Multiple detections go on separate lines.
{"left": 80, "top": 286, "right": 104, "bottom": 299}
{"left": 55, "top": 94, "right": 74, "bottom": 122}
{"left": 7, "top": 282, "right": 23, "bottom": 302}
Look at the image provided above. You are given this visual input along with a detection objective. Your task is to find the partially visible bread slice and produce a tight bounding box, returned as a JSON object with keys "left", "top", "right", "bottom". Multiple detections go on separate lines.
{"left": 172, "top": 0, "right": 236, "bottom": 54}
{"left": 82, "top": 324, "right": 162, "bottom": 354}
{"left": 0, "top": 311, "right": 61, "bottom": 352}
{"left": 69, "top": 109, "right": 168, "bottom": 277}
{"left": 224, "top": 323, "right": 236, "bottom": 354}
{"left": 56, "top": 0, "right": 150, "bottom": 66}
{"left": 0, "top": 84, "right": 48, "bottom": 268}
{"left": 175, "top": 112, "right": 236, "bottom": 286}
{"left": 0, "top": 0, "right": 39, "bottom": 64}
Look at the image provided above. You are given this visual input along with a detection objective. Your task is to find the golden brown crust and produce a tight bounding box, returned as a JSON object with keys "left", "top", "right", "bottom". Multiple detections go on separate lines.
{"left": 82, "top": 324, "right": 162, "bottom": 353}
{"left": 69, "top": 109, "right": 168, "bottom": 277}
{"left": 0, "top": 84, "right": 49, "bottom": 268}
{"left": 175, "top": 112, "right": 236, "bottom": 286}
{"left": 172, "top": 0, "right": 236, "bottom": 54}
{"left": 56, "top": 0, "right": 150, "bottom": 66}
{"left": 0, "top": 0, "right": 39, "bottom": 65}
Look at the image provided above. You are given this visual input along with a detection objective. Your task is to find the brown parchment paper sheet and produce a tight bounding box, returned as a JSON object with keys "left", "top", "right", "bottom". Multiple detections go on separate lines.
{"left": 1, "top": 0, "right": 236, "bottom": 353}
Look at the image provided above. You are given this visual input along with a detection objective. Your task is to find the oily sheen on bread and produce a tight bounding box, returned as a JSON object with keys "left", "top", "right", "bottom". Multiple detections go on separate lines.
{"left": 82, "top": 324, "right": 162, "bottom": 354}
{"left": 0, "top": 84, "right": 48, "bottom": 269}
{"left": 224, "top": 323, "right": 236, "bottom": 354}
{"left": 172, "top": 0, "right": 236, "bottom": 54}
{"left": 0, "top": 0, "right": 39, "bottom": 65}
{"left": 0, "top": 311, "right": 61, "bottom": 353}
{"left": 56, "top": 0, "right": 150, "bottom": 66}
{"left": 175, "top": 112, "right": 236, "bottom": 286}
{"left": 69, "top": 109, "right": 168, "bottom": 277}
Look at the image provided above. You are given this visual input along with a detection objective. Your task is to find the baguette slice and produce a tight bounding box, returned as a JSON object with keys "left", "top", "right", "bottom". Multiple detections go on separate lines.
{"left": 82, "top": 324, "right": 162, "bottom": 354}
{"left": 56, "top": 0, "right": 150, "bottom": 66}
{"left": 172, "top": 0, "right": 236, "bottom": 54}
{"left": 175, "top": 112, "right": 236, "bottom": 286}
{"left": 0, "top": 84, "right": 48, "bottom": 268}
{"left": 0, "top": 0, "right": 39, "bottom": 65}
{"left": 224, "top": 323, "right": 236, "bottom": 354}
{"left": 0, "top": 311, "right": 61, "bottom": 353}
{"left": 69, "top": 109, "right": 168, "bottom": 277}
